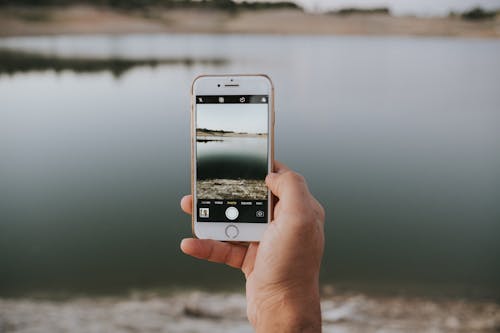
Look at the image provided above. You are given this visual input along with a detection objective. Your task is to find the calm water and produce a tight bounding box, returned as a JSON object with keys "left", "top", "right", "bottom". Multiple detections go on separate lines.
{"left": 197, "top": 137, "right": 267, "bottom": 179}
{"left": 1, "top": 34, "right": 499, "bottom": 298}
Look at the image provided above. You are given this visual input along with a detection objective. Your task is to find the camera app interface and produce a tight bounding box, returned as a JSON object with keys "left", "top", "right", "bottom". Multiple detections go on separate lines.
{"left": 196, "top": 95, "right": 269, "bottom": 223}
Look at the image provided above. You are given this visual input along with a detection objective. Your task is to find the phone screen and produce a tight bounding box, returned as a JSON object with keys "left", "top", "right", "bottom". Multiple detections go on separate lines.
{"left": 195, "top": 94, "right": 269, "bottom": 223}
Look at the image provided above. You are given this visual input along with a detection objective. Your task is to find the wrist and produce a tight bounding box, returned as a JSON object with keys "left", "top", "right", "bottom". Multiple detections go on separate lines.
{"left": 251, "top": 282, "right": 322, "bottom": 333}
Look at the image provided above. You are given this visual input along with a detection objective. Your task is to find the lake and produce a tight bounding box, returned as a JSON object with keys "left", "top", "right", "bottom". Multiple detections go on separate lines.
{"left": 197, "top": 136, "right": 268, "bottom": 180}
{"left": 0, "top": 34, "right": 499, "bottom": 298}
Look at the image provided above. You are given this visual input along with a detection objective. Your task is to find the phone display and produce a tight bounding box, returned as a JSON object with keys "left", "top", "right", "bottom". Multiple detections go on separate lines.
{"left": 195, "top": 94, "right": 269, "bottom": 223}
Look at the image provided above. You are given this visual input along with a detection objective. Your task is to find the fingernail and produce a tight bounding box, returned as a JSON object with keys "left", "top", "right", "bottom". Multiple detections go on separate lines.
{"left": 180, "top": 238, "right": 188, "bottom": 251}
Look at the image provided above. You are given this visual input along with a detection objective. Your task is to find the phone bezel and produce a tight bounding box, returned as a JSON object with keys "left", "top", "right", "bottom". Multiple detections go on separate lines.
{"left": 191, "top": 74, "right": 274, "bottom": 242}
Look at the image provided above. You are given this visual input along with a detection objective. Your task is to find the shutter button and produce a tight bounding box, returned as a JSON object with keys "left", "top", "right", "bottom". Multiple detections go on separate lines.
{"left": 225, "top": 206, "right": 239, "bottom": 220}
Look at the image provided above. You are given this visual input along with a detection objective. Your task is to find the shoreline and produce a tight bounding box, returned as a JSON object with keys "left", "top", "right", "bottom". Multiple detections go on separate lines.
{"left": 1, "top": 289, "right": 499, "bottom": 332}
{"left": 197, "top": 133, "right": 268, "bottom": 139}
{"left": 1, "top": 6, "right": 499, "bottom": 38}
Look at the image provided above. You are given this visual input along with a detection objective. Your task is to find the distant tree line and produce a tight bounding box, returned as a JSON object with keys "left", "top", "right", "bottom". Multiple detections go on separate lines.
{"left": 460, "top": 7, "right": 497, "bottom": 20}
{"left": 328, "top": 7, "right": 390, "bottom": 16}
{"left": 0, "top": 0, "right": 301, "bottom": 11}
{"left": 327, "top": 5, "right": 500, "bottom": 20}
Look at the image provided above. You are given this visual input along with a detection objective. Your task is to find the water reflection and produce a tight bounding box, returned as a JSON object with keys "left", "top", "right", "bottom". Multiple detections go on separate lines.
{"left": 0, "top": 48, "right": 227, "bottom": 77}
{"left": 0, "top": 34, "right": 499, "bottom": 298}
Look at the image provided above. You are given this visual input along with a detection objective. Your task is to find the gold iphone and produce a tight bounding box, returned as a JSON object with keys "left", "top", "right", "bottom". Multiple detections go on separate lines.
{"left": 191, "top": 75, "right": 274, "bottom": 241}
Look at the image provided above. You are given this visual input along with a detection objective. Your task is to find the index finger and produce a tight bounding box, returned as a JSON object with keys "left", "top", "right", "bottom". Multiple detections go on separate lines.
{"left": 180, "top": 238, "right": 248, "bottom": 270}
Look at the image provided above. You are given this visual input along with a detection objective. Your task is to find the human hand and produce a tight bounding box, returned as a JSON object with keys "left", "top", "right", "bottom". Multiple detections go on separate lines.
{"left": 180, "top": 161, "right": 325, "bottom": 332}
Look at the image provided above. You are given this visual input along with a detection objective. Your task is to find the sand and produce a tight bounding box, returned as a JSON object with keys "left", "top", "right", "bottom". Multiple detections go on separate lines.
{"left": 0, "top": 6, "right": 499, "bottom": 38}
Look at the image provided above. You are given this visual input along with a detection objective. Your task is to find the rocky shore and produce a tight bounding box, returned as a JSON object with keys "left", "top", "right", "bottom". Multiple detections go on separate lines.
{"left": 197, "top": 179, "right": 267, "bottom": 200}
{"left": 1, "top": 290, "right": 499, "bottom": 332}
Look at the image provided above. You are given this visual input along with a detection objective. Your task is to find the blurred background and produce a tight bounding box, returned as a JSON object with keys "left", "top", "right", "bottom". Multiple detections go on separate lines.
{"left": 1, "top": 0, "right": 500, "bottom": 332}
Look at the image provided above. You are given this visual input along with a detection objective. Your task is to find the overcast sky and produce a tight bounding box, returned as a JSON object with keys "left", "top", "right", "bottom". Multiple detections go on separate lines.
{"left": 244, "top": 0, "right": 500, "bottom": 15}
{"left": 197, "top": 104, "right": 268, "bottom": 134}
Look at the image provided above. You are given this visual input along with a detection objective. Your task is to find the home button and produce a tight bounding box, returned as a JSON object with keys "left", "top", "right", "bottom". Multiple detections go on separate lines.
{"left": 225, "top": 225, "right": 239, "bottom": 239}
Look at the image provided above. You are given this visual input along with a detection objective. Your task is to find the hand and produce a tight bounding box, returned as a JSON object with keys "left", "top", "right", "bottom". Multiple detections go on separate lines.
{"left": 180, "top": 161, "right": 325, "bottom": 332}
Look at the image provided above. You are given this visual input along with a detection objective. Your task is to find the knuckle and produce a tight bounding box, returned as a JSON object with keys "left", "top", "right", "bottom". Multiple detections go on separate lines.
{"left": 282, "top": 171, "right": 305, "bottom": 184}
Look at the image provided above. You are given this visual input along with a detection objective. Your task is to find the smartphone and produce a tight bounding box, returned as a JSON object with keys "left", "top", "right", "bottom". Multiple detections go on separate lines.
{"left": 191, "top": 74, "right": 274, "bottom": 241}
